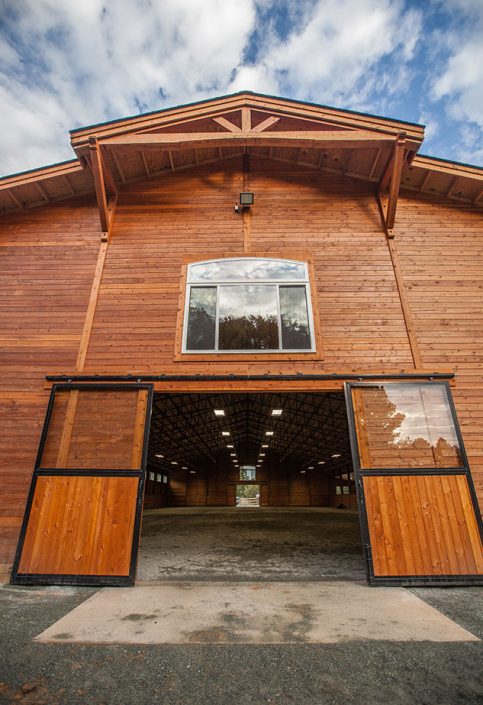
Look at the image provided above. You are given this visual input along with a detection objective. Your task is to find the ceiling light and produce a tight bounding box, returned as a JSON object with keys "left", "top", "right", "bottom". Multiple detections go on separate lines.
{"left": 189, "top": 470, "right": 196, "bottom": 474}
{"left": 256, "top": 464, "right": 261, "bottom": 467}
{"left": 182, "top": 466, "right": 188, "bottom": 470}
{"left": 318, "top": 461, "right": 325, "bottom": 465}
{"left": 155, "top": 453, "right": 164, "bottom": 458}
{"left": 265, "top": 431, "right": 274, "bottom": 436}
{"left": 214, "top": 409, "right": 225, "bottom": 416}
{"left": 259, "top": 453, "right": 265, "bottom": 457}
{"left": 262, "top": 444, "right": 269, "bottom": 448}
{"left": 300, "top": 470, "right": 306, "bottom": 474}
{"left": 308, "top": 466, "right": 314, "bottom": 470}
{"left": 230, "top": 453, "right": 236, "bottom": 457}
{"left": 226, "top": 444, "right": 234, "bottom": 448}
{"left": 222, "top": 431, "right": 230, "bottom": 436}
{"left": 271, "top": 409, "right": 283, "bottom": 416}
{"left": 170, "top": 461, "right": 178, "bottom": 465}
{"left": 331, "top": 454, "right": 341, "bottom": 458}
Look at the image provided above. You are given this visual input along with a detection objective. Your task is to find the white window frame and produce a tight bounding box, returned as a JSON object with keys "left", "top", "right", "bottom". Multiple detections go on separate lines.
{"left": 182, "top": 257, "right": 316, "bottom": 354}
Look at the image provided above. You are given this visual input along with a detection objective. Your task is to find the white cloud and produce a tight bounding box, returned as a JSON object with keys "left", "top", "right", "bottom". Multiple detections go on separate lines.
{"left": 0, "top": 0, "right": 423, "bottom": 174}
{"left": 432, "top": 40, "right": 483, "bottom": 128}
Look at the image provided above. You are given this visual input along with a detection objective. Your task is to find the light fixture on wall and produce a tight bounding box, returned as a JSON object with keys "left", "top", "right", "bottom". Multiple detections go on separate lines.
{"left": 234, "top": 192, "right": 254, "bottom": 212}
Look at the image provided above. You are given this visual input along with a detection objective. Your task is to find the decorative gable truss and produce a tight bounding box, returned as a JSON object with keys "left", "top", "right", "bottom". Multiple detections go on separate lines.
{"left": 0, "top": 92, "right": 481, "bottom": 236}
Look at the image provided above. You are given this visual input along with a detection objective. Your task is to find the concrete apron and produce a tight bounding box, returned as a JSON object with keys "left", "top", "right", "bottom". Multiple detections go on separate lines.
{"left": 35, "top": 581, "right": 479, "bottom": 645}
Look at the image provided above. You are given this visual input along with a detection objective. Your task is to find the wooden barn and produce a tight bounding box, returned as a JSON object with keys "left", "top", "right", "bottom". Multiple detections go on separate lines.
{"left": 0, "top": 91, "right": 482, "bottom": 587}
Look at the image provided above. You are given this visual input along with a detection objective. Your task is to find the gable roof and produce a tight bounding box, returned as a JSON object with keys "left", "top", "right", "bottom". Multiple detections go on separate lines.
{"left": 0, "top": 91, "right": 482, "bottom": 216}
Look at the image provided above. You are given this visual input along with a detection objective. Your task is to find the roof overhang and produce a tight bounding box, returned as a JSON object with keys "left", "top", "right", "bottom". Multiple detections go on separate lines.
{"left": 0, "top": 91, "right": 481, "bottom": 225}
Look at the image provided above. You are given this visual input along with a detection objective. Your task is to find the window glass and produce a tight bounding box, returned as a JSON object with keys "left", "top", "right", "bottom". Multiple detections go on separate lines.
{"left": 190, "top": 259, "right": 306, "bottom": 282}
{"left": 184, "top": 258, "right": 314, "bottom": 353}
{"left": 352, "top": 384, "right": 463, "bottom": 469}
{"left": 240, "top": 466, "right": 256, "bottom": 480}
{"left": 280, "top": 286, "right": 311, "bottom": 350}
{"left": 218, "top": 285, "right": 278, "bottom": 350}
{"left": 186, "top": 287, "right": 216, "bottom": 350}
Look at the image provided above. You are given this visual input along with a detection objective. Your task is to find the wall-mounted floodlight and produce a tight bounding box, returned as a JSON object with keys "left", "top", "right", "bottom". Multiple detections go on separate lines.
{"left": 234, "top": 192, "right": 254, "bottom": 212}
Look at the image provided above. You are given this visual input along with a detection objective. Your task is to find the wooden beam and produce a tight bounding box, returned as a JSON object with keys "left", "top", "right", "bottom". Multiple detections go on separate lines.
{"left": 376, "top": 195, "right": 422, "bottom": 368}
{"left": 368, "top": 148, "right": 382, "bottom": 179}
{"left": 212, "top": 116, "right": 241, "bottom": 132}
{"left": 420, "top": 170, "right": 432, "bottom": 192}
{"left": 242, "top": 153, "right": 251, "bottom": 254}
{"left": 75, "top": 234, "right": 110, "bottom": 370}
{"left": 35, "top": 182, "right": 49, "bottom": 203}
{"left": 7, "top": 189, "right": 22, "bottom": 208}
{"left": 89, "top": 136, "right": 110, "bottom": 234}
{"left": 241, "top": 107, "right": 251, "bottom": 132}
{"left": 252, "top": 116, "right": 280, "bottom": 132}
{"left": 103, "top": 130, "right": 394, "bottom": 151}
{"left": 445, "top": 176, "right": 458, "bottom": 197}
{"left": 168, "top": 151, "right": 175, "bottom": 171}
{"left": 140, "top": 150, "right": 150, "bottom": 177}
{"left": 386, "top": 234, "right": 423, "bottom": 369}
{"left": 379, "top": 134, "right": 406, "bottom": 232}
{"left": 473, "top": 188, "right": 483, "bottom": 205}
{"left": 99, "top": 151, "right": 118, "bottom": 195}
{"left": 63, "top": 175, "right": 75, "bottom": 195}
{"left": 111, "top": 150, "right": 126, "bottom": 183}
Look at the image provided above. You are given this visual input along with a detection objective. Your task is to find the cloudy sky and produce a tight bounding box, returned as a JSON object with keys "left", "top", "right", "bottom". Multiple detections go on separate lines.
{"left": 1, "top": 0, "right": 482, "bottom": 175}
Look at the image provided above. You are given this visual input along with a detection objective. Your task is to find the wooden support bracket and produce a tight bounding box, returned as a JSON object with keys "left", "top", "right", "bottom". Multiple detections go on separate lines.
{"left": 378, "top": 133, "right": 406, "bottom": 236}
{"left": 89, "top": 136, "right": 118, "bottom": 239}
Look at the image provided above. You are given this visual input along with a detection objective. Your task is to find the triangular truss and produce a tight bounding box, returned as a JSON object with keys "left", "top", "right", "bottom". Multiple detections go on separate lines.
{"left": 1, "top": 92, "right": 482, "bottom": 224}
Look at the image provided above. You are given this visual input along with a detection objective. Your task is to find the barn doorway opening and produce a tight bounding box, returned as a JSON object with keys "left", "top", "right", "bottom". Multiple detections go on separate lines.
{"left": 236, "top": 484, "right": 260, "bottom": 507}
{"left": 139, "top": 391, "right": 364, "bottom": 582}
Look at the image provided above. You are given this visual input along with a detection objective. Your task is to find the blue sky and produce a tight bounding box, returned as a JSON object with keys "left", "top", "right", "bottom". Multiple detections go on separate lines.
{"left": 0, "top": 0, "right": 482, "bottom": 175}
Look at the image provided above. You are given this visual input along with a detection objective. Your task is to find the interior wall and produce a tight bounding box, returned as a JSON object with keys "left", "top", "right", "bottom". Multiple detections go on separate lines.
{"left": 153, "top": 464, "right": 334, "bottom": 508}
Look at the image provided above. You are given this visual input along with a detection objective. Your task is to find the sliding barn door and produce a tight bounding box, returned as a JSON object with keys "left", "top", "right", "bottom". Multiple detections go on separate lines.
{"left": 12, "top": 384, "right": 153, "bottom": 586}
{"left": 345, "top": 382, "right": 483, "bottom": 586}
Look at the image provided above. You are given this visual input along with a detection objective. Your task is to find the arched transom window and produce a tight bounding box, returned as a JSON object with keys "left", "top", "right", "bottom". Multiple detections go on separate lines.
{"left": 183, "top": 258, "right": 315, "bottom": 353}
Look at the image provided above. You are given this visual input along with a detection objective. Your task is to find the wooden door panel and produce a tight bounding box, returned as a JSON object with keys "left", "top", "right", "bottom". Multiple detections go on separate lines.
{"left": 40, "top": 388, "right": 144, "bottom": 469}
{"left": 18, "top": 475, "right": 139, "bottom": 576}
{"left": 364, "top": 475, "right": 483, "bottom": 577}
{"left": 346, "top": 382, "right": 483, "bottom": 586}
{"left": 12, "top": 384, "right": 153, "bottom": 586}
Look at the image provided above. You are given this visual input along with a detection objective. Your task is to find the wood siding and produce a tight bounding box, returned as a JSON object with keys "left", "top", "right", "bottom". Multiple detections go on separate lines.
{"left": 0, "top": 156, "right": 482, "bottom": 569}
{"left": 0, "top": 197, "right": 101, "bottom": 567}
{"left": 395, "top": 193, "right": 483, "bottom": 501}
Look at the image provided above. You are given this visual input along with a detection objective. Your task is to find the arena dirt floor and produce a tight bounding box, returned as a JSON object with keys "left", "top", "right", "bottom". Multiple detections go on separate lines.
{"left": 137, "top": 506, "right": 366, "bottom": 582}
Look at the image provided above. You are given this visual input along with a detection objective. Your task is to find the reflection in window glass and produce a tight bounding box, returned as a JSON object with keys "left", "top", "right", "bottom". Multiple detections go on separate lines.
{"left": 280, "top": 286, "right": 311, "bottom": 349}
{"left": 218, "top": 285, "right": 279, "bottom": 350}
{"left": 352, "top": 384, "right": 463, "bottom": 469}
{"left": 184, "top": 258, "right": 315, "bottom": 353}
{"left": 186, "top": 287, "right": 216, "bottom": 350}
{"left": 190, "top": 259, "right": 306, "bottom": 282}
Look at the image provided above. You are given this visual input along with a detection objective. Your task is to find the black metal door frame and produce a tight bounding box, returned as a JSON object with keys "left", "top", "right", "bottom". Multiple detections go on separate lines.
{"left": 344, "top": 381, "right": 483, "bottom": 586}
{"left": 11, "top": 383, "right": 154, "bottom": 587}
